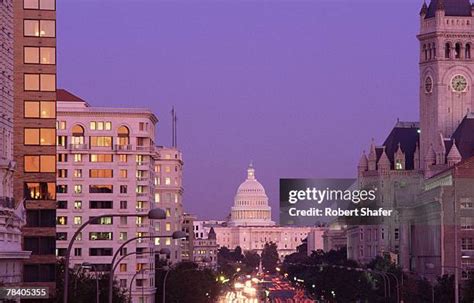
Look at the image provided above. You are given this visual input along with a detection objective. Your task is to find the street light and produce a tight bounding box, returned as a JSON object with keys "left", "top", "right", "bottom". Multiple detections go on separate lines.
{"left": 63, "top": 208, "right": 166, "bottom": 303}
{"left": 108, "top": 231, "right": 186, "bottom": 303}
{"left": 127, "top": 248, "right": 171, "bottom": 303}
{"left": 81, "top": 262, "right": 99, "bottom": 303}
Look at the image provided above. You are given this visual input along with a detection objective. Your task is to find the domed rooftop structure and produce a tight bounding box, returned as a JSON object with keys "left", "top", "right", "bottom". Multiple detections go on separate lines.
{"left": 228, "top": 164, "right": 275, "bottom": 227}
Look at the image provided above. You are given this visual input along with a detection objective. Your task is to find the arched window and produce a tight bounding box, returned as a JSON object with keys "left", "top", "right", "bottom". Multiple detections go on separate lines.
{"left": 455, "top": 43, "right": 462, "bottom": 59}
{"left": 466, "top": 43, "right": 471, "bottom": 59}
{"left": 117, "top": 126, "right": 130, "bottom": 146}
{"left": 72, "top": 125, "right": 84, "bottom": 145}
{"left": 445, "top": 43, "right": 451, "bottom": 58}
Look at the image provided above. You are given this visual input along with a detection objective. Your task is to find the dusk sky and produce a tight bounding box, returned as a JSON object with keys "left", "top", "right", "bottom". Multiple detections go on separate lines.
{"left": 58, "top": 0, "right": 421, "bottom": 221}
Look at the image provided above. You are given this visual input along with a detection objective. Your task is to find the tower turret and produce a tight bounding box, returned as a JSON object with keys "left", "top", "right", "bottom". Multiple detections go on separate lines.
{"left": 394, "top": 143, "right": 406, "bottom": 170}
{"left": 358, "top": 151, "right": 368, "bottom": 174}
{"left": 378, "top": 147, "right": 391, "bottom": 173}
{"left": 447, "top": 139, "right": 462, "bottom": 166}
{"left": 368, "top": 139, "right": 377, "bottom": 171}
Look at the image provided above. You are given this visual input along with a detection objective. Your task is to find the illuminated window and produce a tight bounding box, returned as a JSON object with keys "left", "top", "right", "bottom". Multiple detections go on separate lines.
{"left": 58, "top": 121, "right": 66, "bottom": 129}
{"left": 105, "top": 122, "right": 112, "bottom": 130}
{"left": 57, "top": 169, "right": 67, "bottom": 178}
{"left": 119, "top": 264, "right": 127, "bottom": 272}
{"left": 89, "top": 169, "right": 113, "bottom": 178}
{"left": 136, "top": 201, "right": 144, "bottom": 210}
{"left": 118, "top": 154, "right": 128, "bottom": 163}
{"left": 165, "top": 223, "right": 171, "bottom": 231}
{"left": 24, "top": 0, "right": 56, "bottom": 10}
{"left": 165, "top": 178, "right": 171, "bottom": 185}
{"left": 57, "top": 216, "right": 67, "bottom": 225}
{"left": 90, "top": 154, "right": 113, "bottom": 162}
{"left": 165, "top": 166, "right": 171, "bottom": 173}
{"left": 174, "top": 194, "right": 179, "bottom": 203}
{"left": 24, "top": 155, "right": 55, "bottom": 172}
{"left": 24, "top": 74, "right": 56, "bottom": 91}
{"left": 58, "top": 154, "right": 67, "bottom": 163}
{"left": 74, "top": 200, "right": 82, "bottom": 210}
{"left": 395, "top": 160, "right": 403, "bottom": 170}
{"left": 154, "top": 193, "right": 160, "bottom": 203}
{"left": 165, "top": 238, "right": 171, "bottom": 245}
{"left": 24, "top": 47, "right": 55, "bottom": 64}
{"left": 24, "top": 101, "right": 55, "bottom": 118}
{"left": 89, "top": 185, "right": 113, "bottom": 194}
{"left": 120, "top": 232, "right": 127, "bottom": 241}
{"left": 74, "top": 185, "right": 82, "bottom": 194}
{"left": 73, "top": 169, "right": 82, "bottom": 178}
{"left": 24, "top": 128, "right": 55, "bottom": 145}
{"left": 166, "top": 208, "right": 171, "bottom": 217}
{"left": 154, "top": 238, "right": 160, "bottom": 245}
{"left": 74, "top": 154, "right": 82, "bottom": 163}
{"left": 120, "top": 170, "right": 128, "bottom": 178}
{"left": 90, "top": 136, "right": 112, "bottom": 147}
{"left": 136, "top": 216, "right": 144, "bottom": 226}
{"left": 24, "top": 20, "right": 55, "bottom": 37}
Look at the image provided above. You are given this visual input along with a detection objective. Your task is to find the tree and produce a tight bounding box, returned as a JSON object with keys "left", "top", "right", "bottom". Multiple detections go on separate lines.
{"left": 434, "top": 274, "right": 455, "bottom": 303}
{"left": 55, "top": 259, "right": 128, "bottom": 303}
{"left": 231, "top": 246, "right": 245, "bottom": 263}
{"left": 243, "top": 250, "right": 260, "bottom": 272}
{"left": 462, "top": 274, "right": 474, "bottom": 303}
{"left": 155, "top": 261, "right": 221, "bottom": 303}
{"left": 261, "top": 242, "right": 279, "bottom": 273}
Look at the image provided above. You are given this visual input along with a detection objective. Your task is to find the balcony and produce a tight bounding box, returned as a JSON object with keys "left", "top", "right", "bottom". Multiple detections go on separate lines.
{"left": 68, "top": 144, "right": 89, "bottom": 150}
{"left": 115, "top": 144, "right": 132, "bottom": 151}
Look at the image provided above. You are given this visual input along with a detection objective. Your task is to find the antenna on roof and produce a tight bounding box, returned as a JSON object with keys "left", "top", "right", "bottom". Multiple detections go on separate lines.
{"left": 171, "top": 107, "right": 178, "bottom": 148}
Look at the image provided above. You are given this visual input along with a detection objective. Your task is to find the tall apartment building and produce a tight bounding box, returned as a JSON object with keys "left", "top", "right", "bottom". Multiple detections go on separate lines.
{"left": 12, "top": 0, "right": 57, "bottom": 289}
{"left": 0, "top": 0, "right": 31, "bottom": 286}
{"left": 55, "top": 89, "right": 158, "bottom": 303}
{"left": 153, "top": 146, "right": 184, "bottom": 263}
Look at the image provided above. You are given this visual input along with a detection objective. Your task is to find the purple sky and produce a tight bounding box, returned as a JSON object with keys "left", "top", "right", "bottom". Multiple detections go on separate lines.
{"left": 58, "top": 0, "right": 421, "bottom": 221}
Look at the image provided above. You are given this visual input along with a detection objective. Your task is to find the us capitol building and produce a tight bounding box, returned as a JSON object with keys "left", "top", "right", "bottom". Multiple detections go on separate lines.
{"left": 213, "top": 164, "right": 313, "bottom": 258}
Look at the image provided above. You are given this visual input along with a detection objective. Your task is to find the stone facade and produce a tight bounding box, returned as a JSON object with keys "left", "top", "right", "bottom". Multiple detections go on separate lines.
{"left": 55, "top": 90, "right": 160, "bottom": 303}
{"left": 0, "top": 0, "right": 30, "bottom": 288}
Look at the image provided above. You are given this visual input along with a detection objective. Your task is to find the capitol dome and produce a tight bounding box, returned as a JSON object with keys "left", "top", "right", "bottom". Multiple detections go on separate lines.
{"left": 228, "top": 164, "right": 275, "bottom": 227}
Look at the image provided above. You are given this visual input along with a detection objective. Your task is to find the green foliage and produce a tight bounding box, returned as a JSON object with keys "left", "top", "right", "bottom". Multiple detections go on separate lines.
{"left": 155, "top": 261, "right": 221, "bottom": 303}
{"left": 55, "top": 259, "right": 128, "bottom": 303}
{"left": 243, "top": 250, "right": 260, "bottom": 272}
{"left": 261, "top": 242, "right": 279, "bottom": 274}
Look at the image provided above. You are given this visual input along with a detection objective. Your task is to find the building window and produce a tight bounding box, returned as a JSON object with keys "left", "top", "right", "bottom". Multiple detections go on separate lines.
{"left": 24, "top": 46, "right": 56, "bottom": 64}
{"left": 24, "top": 155, "right": 56, "bottom": 173}
{"left": 165, "top": 178, "right": 171, "bottom": 185}
{"left": 74, "top": 154, "right": 82, "bottom": 162}
{"left": 90, "top": 201, "right": 113, "bottom": 209}
{"left": 394, "top": 228, "right": 399, "bottom": 240}
{"left": 166, "top": 223, "right": 171, "bottom": 231}
{"left": 24, "top": 74, "right": 56, "bottom": 91}
{"left": 117, "top": 126, "right": 130, "bottom": 146}
{"left": 56, "top": 232, "right": 67, "bottom": 240}
{"left": 73, "top": 169, "right": 82, "bottom": 178}
{"left": 462, "top": 238, "right": 474, "bottom": 250}
{"left": 118, "top": 154, "right": 128, "bottom": 163}
{"left": 57, "top": 200, "right": 67, "bottom": 209}
{"left": 24, "top": 0, "right": 55, "bottom": 10}
{"left": 57, "top": 136, "right": 67, "bottom": 147}
{"left": 74, "top": 200, "right": 82, "bottom": 210}
{"left": 74, "top": 185, "right": 82, "bottom": 194}
{"left": 120, "top": 170, "right": 128, "bottom": 178}
{"left": 120, "top": 201, "right": 127, "bottom": 209}
{"left": 90, "top": 136, "right": 112, "bottom": 147}
{"left": 73, "top": 216, "right": 82, "bottom": 225}
{"left": 89, "top": 185, "right": 113, "bottom": 194}
{"left": 119, "top": 264, "right": 127, "bottom": 272}
{"left": 57, "top": 216, "right": 67, "bottom": 225}
{"left": 120, "top": 232, "right": 127, "bottom": 241}
{"left": 57, "top": 169, "right": 67, "bottom": 178}
{"left": 90, "top": 154, "right": 113, "bottom": 162}
{"left": 58, "top": 154, "right": 68, "bottom": 162}
{"left": 154, "top": 193, "right": 160, "bottom": 203}
{"left": 74, "top": 248, "right": 82, "bottom": 257}
{"left": 120, "top": 185, "right": 127, "bottom": 194}
{"left": 24, "top": 101, "right": 55, "bottom": 118}
{"left": 89, "top": 169, "right": 113, "bottom": 178}
{"left": 56, "top": 185, "right": 67, "bottom": 194}
{"left": 24, "top": 20, "right": 55, "bottom": 37}
{"left": 90, "top": 216, "right": 113, "bottom": 225}
{"left": 89, "top": 232, "right": 113, "bottom": 241}
{"left": 24, "top": 128, "right": 55, "bottom": 145}
{"left": 461, "top": 217, "right": 474, "bottom": 230}
{"left": 57, "top": 120, "right": 66, "bottom": 129}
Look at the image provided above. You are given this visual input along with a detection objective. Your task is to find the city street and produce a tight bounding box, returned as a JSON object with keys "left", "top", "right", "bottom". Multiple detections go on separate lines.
{"left": 218, "top": 273, "right": 314, "bottom": 303}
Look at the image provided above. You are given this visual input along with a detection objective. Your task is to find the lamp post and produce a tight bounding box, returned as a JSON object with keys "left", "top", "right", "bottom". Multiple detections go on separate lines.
{"left": 63, "top": 208, "right": 166, "bottom": 303}
{"left": 126, "top": 249, "right": 171, "bottom": 303}
{"left": 81, "top": 262, "right": 99, "bottom": 303}
{"left": 109, "top": 231, "right": 186, "bottom": 303}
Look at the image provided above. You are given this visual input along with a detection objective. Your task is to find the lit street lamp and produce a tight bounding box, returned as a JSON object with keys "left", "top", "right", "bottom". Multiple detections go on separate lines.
{"left": 63, "top": 208, "right": 166, "bottom": 303}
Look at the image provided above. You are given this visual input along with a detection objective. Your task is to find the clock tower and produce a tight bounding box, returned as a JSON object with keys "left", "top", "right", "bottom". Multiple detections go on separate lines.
{"left": 419, "top": 0, "right": 474, "bottom": 169}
